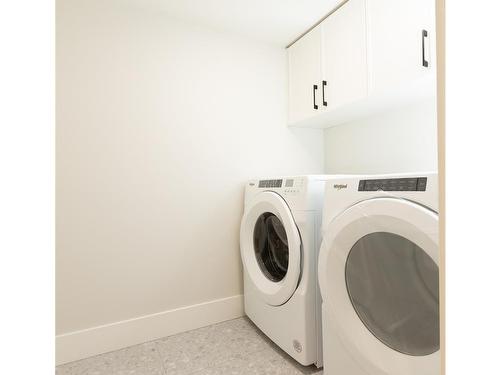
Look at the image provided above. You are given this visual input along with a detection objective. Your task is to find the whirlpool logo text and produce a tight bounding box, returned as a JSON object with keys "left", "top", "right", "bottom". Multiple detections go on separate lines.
{"left": 333, "top": 184, "right": 348, "bottom": 190}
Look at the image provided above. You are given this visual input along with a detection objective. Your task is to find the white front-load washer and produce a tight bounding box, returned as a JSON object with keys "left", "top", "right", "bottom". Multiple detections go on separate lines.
{"left": 240, "top": 175, "right": 330, "bottom": 367}
{"left": 318, "top": 172, "right": 440, "bottom": 375}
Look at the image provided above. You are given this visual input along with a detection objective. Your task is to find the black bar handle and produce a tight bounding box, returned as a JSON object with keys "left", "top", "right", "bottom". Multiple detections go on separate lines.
{"left": 322, "top": 80, "right": 327, "bottom": 106}
{"left": 422, "top": 29, "right": 429, "bottom": 67}
{"left": 313, "top": 84, "right": 318, "bottom": 109}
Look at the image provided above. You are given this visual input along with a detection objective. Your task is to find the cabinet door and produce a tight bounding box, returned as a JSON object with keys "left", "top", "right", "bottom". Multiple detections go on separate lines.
{"left": 367, "top": 0, "right": 435, "bottom": 94}
{"left": 322, "top": 0, "right": 368, "bottom": 111}
{"left": 288, "top": 26, "right": 322, "bottom": 124}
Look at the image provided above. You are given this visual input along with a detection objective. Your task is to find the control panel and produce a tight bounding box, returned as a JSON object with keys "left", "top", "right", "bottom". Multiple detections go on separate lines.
{"left": 284, "top": 178, "right": 304, "bottom": 195}
{"left": 258, "top": 179, "right": 283, "bottom": 188}
{"left": 358, "top": 177, "right": 427, "bottom": 192}
{"left": 256, "top": 178, "right": 305, "bottom": 195}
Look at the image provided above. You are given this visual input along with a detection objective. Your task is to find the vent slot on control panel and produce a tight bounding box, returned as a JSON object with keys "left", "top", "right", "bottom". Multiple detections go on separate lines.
{"left": 258, "top": 179, "right": 283, "bottom": 188}
{"left": 358, "top": 177, "right": 427, "bottom": 192}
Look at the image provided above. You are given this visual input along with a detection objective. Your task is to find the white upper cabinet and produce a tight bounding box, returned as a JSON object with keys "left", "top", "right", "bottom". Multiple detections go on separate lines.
{"left": 367, "top": 0, "right": 436, "bottom": 95}
{"left": 322, "top": 0, "right": 368, "bottom": 112}
{"left": 288, "top": 27, "right": 322, "bottom": 125}
{"left": 287, "top": 0, "right": 436, "bottom": 128}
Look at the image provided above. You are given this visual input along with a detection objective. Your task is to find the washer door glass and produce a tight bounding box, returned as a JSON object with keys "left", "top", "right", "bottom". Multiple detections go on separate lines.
{"left": 253, "top": 213, "right": 289, "bottom": 282}
{"left": 345, "top": 232, "right": 439, "bottom": 356}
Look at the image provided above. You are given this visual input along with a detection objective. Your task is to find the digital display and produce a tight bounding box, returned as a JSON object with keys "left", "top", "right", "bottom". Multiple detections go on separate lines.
{"left": 258, "top": 179, "right": 283, "bottom": 188}
{"left": 285, "top": 179, "right": 294, "bottom": 187}
{"left": 358, "top": 177, "right": 427, "bottom": 192}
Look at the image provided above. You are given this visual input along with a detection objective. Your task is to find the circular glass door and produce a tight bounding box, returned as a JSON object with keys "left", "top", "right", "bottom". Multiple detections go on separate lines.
{"left": 345, "top": 232, "right": 439, "bottom": 356}
{"left": 240, "top": 191, "right": 302, "bottom": 306}
{"left": 253, "top": 213, "right": 289, "bottom": 282}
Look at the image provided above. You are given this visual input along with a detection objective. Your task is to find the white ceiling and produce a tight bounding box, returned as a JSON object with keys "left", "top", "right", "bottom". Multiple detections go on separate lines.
{"left": 119, "top": 0, "right": 343, "bottom": 46}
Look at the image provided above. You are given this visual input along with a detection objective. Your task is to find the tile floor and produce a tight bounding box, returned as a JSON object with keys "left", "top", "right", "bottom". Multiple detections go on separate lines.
{"left": 56, "top": 317, "right": 323, "bottom": 375}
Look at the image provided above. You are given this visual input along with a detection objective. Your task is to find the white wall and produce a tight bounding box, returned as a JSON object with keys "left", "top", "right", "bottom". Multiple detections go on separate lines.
{"left": 56, "top": 0, "right": 323, "bottom": 361}
{"left": 324, "top": 99, "right": 437, "bottom": 174}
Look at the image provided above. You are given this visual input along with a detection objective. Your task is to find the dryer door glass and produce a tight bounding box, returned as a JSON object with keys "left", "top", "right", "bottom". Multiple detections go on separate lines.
{"left": 253, "top": 213, "right": 289, "bottom": 282}
{"left": 345, "top": 232, "right": 439, "bottom": 356}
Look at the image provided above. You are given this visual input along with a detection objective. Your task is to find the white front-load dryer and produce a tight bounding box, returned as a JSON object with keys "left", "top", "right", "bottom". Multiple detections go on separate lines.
{"left": 240, "top": 176, "right": 330, "bottom": 367}
{"left": 318, "top": 172, "right": 440, "bottom": 375}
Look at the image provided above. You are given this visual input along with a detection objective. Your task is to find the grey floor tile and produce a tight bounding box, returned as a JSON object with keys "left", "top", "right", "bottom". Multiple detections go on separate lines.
{"left": 215, "top": 317, "right": 274, "bottom": 354}
{"left": 155, "top": 317, "right": 271, "bottom": 375}
{"left": 190, "top": 349, "right": 285, "bottom": 375}
{"left": 190, "top": 346, "right": 322, "bottom": 375}
{"left": 56, "top": 316, "right": 323, "bottom": 375}
{"left": 56, "top": 342, "right": 164, "bottom": 375}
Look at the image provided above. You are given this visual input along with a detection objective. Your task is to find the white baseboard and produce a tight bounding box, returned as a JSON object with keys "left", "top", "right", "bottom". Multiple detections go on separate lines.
{"left": 56, "top": 294, "right": 244, "bottom": 366}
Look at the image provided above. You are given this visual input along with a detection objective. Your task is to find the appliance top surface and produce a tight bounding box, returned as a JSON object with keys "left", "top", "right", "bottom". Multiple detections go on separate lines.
{"left": 328, "top": 172, "right": 437, "bottom": 193}
{"left": 322, "top": 171, "right": 439, "bottom": 221}
{"left": 245, "top": 175, "right": 336, "bottom": 212}
{"left": 251, "top": 174, "right": 340, "bottom": 181}
{"left": 327, "top": 171, "right": 437, "bottom": 182}
{"left": 248, "top": 174, "right": 359, "bottom": 190}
